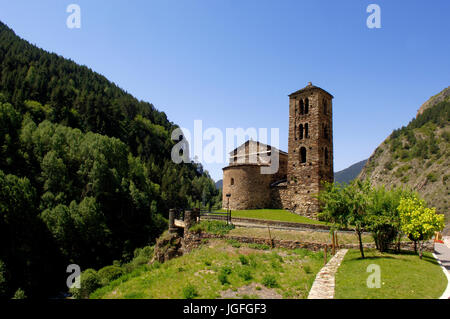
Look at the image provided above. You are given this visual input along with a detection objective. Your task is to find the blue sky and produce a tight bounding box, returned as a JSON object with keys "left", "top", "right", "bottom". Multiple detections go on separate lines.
{"left": 1, "top": 0, "right": 449, "bottom": 181}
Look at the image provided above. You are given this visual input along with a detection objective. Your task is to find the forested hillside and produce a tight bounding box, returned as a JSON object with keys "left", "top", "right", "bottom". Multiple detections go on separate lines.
{"left": 359, "top": 87, "right": 450, "bottom": 234}
{"left": 334, "top": 159, "right": 367, "bottom": 184}
{"left": 0, "top": 21, "right": 220, "bottom": 298}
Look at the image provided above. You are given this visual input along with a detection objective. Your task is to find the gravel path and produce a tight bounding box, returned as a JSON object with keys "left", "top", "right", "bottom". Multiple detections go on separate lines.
{"left": 307, "top": 249, "right": 348, "bottom": 299}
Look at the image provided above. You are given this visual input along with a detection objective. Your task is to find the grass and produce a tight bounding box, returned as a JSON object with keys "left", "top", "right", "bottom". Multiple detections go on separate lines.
{"left": 229, "top": 227, "right": 374, "bottom": 245}
{"left": 190, "top": 220, "right": 235, "bottom": 235}
{"left": 335, "top": 249, "right": 447, "bottom": 299}
{"left": 91, "top": 239, "right": 326, "bottom": 299}
{"left": 216, "top": 209, "right": 328, "bottom": 225}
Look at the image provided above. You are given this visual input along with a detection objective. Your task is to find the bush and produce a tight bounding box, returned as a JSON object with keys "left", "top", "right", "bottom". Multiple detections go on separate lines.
{"left": 226, "top": 239, "right": 241, "bottom": 248}
{"left": 302, "top": 265, "right": 312, "bottom": 274}
{"left": 261, "top": 275, "right": 279, "bottom": 288}
{"left": 182, "top": 284, "right": 198, "bottom": 299}
{"left": 238, "top": 268, "right": 252, "bottom": 281}
{"left": 0, "top": 260, "right": 8, "bottom": 298}
{"left": 247, "top": 243, "right": 270, "bottom": 250}
{"left": 239, "top": 255, "right": 249, "bottom": 265}
{"left": 220, "top": 266, "right": 232, "bottom": 275}
{"left": 69, "top": 269, "right": 101, "bottom": 299}
{"left": 190, "top": 221, "right": 234, "bottom": 235}
{"left": 427, "top": 173, "right": 438, "bottom": 182}
{"left": 98, "top": 266, "right": 124, "bottom": 286}
{"left": 12, "top": 288, "right": 26, "bottom": 299}
{"left": 218, "top": 272, "right": 229, "bottom": 285}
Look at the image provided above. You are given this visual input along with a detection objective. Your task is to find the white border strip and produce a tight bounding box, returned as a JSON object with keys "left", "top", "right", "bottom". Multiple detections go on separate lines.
{"left": 432, "top": 251, "right": 450, "bottom": 299}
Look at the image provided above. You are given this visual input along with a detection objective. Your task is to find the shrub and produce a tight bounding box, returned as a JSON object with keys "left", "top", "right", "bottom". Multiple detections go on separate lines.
{"left": 182, "top": 284, "right": 198, "bottom": 299}
{"left": 247, "top": 243, "right": 270, "bottom": 250}
{"left": 302, "top": 265, "right": 312, "bottom": 274}
{"left": 12, "top": 288, "right": 26, "bottom": 299}
{"left": 98, "top": 266, "right": 124, "bottom": 286}
{"left": 239, "top": 255, "right": 249, "bottom": 265}
{"left": 226, "top": 239, "right": 241, "bottom": 248}
{"left": 218, "top": 272, "right": 229, "bottom": 285}
{"left": 427, "top": 173, "right": 437, "bottom": 182}
{"left": 0, "top": 260, "right": 8, "bottom": 298}
{"left": 220, "top": 266, "right": 232, "bottom": 275}
{"left": 190, "top": 220, "right": 234, "bottom": 235}
{"left": 69, "top": 269, "right": 101, "bottom": 299}
{"left": 261, "top": 275, "right": 279, "bottom": 288}
{"left": 238, "top": 268, "right": 252, "bottom": 281}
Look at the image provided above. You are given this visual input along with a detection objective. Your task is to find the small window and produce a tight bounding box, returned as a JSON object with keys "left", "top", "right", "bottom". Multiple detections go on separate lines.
{"left": 305, "top": 123, "right": 309, "bottom": 138}
{"left": 305, "top": 98, "right": 309, "bottom": 114}
{"left": 230, "top": 178, "right": 234, "bottom": 186}
{"left": 323, "top": 124, "right": 329, "bottom": 140}
{"left": 299, "top": 124, "right": 303, "bottom": 139}
{"left": 300, "top": 147, "right": 307, "bottom": 163}
{"left": 299, "top": 100, "right": 304, "bottom": 115}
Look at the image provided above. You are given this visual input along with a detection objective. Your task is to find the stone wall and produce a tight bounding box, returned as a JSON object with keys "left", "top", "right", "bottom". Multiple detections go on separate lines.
{"left": 222, "top": 164, "right": 274, "bottom": 210}
{"left": 183, "top": 231, "right": 435, "bottom": 253}
{"left": 270, "top": 185, "right": 290, "bottom": 210}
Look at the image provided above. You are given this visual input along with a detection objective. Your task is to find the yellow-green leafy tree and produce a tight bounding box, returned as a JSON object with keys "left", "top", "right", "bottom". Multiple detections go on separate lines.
{"left": 398, "top": 196, "right": 445, "bottom": 259}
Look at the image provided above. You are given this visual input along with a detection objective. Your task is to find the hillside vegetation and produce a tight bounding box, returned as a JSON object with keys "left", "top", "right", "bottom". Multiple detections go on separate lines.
{"left": 359, "top": 87, "right": 450, "bottom": 233}
{"left": 91, "top": 239, "right": 326, "bottom": 299}
{"left": 0, "top": 21, "right": 220, "bottom": 299}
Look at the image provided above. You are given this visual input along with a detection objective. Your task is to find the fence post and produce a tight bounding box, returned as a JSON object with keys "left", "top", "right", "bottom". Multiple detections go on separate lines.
{"left": 335, "top": 231, "right": 339, "bottom": 249}
{"left": 267, "top": 226, "right": 273, "bottom": 249}
{"left": 332, "top": 231, "right": 336, "bottom": 255}
{"left": 324, "top": 245, "right": 328, "bottom": 265}
{"left": 169, "top": 209, "right": 177, "bottom": 234}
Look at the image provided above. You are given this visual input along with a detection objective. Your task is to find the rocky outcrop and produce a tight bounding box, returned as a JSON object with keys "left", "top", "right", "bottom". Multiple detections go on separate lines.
{"left": 151, "top": 231, "right": 184, "bottom": 264}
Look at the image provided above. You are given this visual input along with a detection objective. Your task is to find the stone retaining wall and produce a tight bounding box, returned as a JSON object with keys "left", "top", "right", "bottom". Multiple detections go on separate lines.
{"left": 183, "top": 231, "right": 435, "bottom": 253}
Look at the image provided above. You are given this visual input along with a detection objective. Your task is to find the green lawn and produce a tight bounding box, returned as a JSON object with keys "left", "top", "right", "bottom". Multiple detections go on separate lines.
{"left": 335, "top": 249, "right": 447, "bottom": 299}
{"left": 91, "top": 239, "right": 326, "bottom": 299}
{"left": 216, "top": 209, "right": 328, "bottom": 225}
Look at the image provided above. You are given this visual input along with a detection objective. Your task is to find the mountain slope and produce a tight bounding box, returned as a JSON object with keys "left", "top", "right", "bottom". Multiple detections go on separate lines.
{"left": 359, "top": 87, "right": 450, "bottom": 234}
{"left": 0, "top": 21, "right": 220, "bottom": 298}
{"left": 334, "top": 159, "right": 367, "bottom": 184}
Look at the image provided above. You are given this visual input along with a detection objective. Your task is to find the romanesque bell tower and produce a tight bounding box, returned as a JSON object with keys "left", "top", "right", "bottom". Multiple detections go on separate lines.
{"left": 287, "top": 82, "right": 334, "bottom": 218}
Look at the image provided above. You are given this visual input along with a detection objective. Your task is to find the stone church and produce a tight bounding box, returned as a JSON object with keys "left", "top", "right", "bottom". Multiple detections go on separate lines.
{"left": 222, "top": 82, "right": 334, "bottom": 218}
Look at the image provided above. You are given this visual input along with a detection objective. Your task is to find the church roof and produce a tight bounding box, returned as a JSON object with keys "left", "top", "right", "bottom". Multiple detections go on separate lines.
{"left": 289, "top": 82, "right": 334, "bottom": 98}
{"left": 228, "top": 140, "right": 287, "bottom": 156}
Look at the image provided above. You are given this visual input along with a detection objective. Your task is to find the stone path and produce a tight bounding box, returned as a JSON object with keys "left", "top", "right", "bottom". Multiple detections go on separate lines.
{"left": 433, "top": 243, "right": 450, "bottom": 299}
{"left": 307, "top": 249, "right": 348, "bottom": 299}
{"left": 443, "top": 236, "right": 450, "bottom": 249}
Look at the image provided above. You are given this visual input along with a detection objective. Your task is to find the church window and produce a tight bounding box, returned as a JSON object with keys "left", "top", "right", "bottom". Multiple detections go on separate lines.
{"left": 300, "top": 147, "right": 307, "bottom": 163}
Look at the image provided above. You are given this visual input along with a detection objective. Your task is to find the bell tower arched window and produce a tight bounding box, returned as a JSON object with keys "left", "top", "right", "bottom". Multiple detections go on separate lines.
{"left": 304, "top": 123, "right": 309, "bottom": 138}
{"left": 305, "top": 98, "right": 309, "bottom": 114}
{"left": 299, "top": 100, "right": 304, "bottom": 115}
{"left": 299, "top": 124, "right": 303, "bottom": 139}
